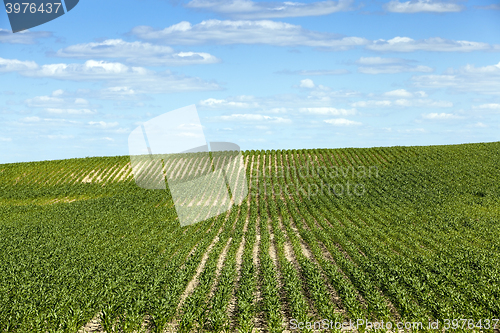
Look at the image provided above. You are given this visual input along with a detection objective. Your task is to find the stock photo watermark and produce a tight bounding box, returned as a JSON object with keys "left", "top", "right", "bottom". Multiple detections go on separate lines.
{"left": 290, "top": 318, "right": 499, "bottom": 331}
{"left": 128, "top": 105, "right": 248, "bottom": 227}
{"left": 3, "top": 0, "right": 79, "bottom": 32}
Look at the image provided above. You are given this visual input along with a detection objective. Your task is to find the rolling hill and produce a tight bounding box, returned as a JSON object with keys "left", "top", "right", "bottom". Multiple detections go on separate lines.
{"left": 0, "top": 142, "right": 499, "bottom": 332}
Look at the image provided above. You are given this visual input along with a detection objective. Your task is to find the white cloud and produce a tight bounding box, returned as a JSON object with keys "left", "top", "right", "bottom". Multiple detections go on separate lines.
{"left": 21, "top": 116, "right": 41, "bottom": 122}
{"left": 299, "top": 79, "right": 315, "bottom": 88}
{"left": 422, "top": 112, "right": 461, "bottom": 119}
{"left": 383, "top": 89, "right": 414, "bottom": 98}
{"left": 0, "top": 29, "right": 52, "bottom": 44}
{"left": 367, "top": 37, "right": 496, "bottom": 52}
{"left": 351, "top": 100, "right": 392, "bottom": 107}
{"left": 54, "top": 39, "right": 220, "bottom": 66}
{"left": 406, "top": 99, "right": 453, "bottom": 107}
{"left": 25, "top": 94, "right": 93, "bottom": 110}
{"left": 355, "top": 57, "right": 433, "bottom": 74}
{"left": 2, "top": 58, "right": 221, "bottom": 93}
{"left": 412, "top": 61, "right": 500, "bottom": 95}
{"left": 196, "top": 90, "right": 360, "bottom": 114}
{"left": 75, "top": 98, "right": 88, "bottom": 105}
{"left": 474, "top": 122, "right": 488, "bottom": 128}
{"left": 25, "top": 96, "right": 65, "bottom": 108}
{"left": 397, "top": 128, "right": 426, "bottom": 133}
{"left": 96, "top": 86, "right": 138, "bottom": 100}
{"left": 300, "top": 107, "right": 356, "bottom": 115}
{"left": 308, "top": 88, "right": 361, "bottom": 101}
{"left": 52, "top": 89, "right": 65, "bottom": 97}
{"left": 219, "top": 113, "right": 291, "bottom": 123}
{"left": 16, "top": 117, "right": 80, "bottom": 126}
{"left": 43, "top": 135, "right": 75, "bottom": 140}
{"left": 45, "top": 108, "right": 96, "bottom": 115}
{"left": 472, "top": 103, "right": 500, "bottom": 110}
{"left": 359, "top": 65, "right": 433, "bottom": 74}
{"left": 384, "top": 0, "right": 464, "bottom": 13}
{"left": 324, "top": 118, "right": 362, "bottom": 126}
{"left": 276, "top": 69, "right": 350, "bottom": 75}
{"left": 352, "top": 99, "right": 452, "bottom": 108}
{"left": 380, "top": 89, "right": 426, "bottom": 98}
{"left": 131, "top": 21, "right": 500, "bottom": 54}
{"left": 88, "top": 121, "right": 119, "bottom": 128}
{"left": 0, "top": 137, "right": 12, "bottom": 142}
{"left": 25, "top": 60, "right": 149, "bottom": 79}
{"left": 55, "top": 39, "right": 174, "bottom": 58}
{"left": 185, "top": 0, "right": 354, "bottom": 19}
{"left": 356, "top": 57, "right": 407, "bottom": 65}
{"left": 0, "top": 58, "right": 38, "bottom": 72}
{"left": 131, "top": 20, "right": 369, "bottom": 50}
{"left": 199, "top": 97, "right": 258, "bottom": 108}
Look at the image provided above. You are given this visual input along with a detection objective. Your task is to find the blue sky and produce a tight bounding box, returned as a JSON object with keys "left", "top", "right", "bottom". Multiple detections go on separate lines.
{"left": 1, "top": 0, "right": 500, "bottom": 163}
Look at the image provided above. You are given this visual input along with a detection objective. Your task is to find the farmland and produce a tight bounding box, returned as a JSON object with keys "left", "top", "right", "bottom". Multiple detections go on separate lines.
{"left": 0, "top": 142, "right": 499, "bottom": 332}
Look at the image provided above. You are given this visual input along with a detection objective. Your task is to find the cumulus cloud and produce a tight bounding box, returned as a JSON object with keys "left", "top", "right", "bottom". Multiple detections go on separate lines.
{"left": 199, "top": 97, "right": 259, "bottom": 108}
{"left": 421, "top": 112, "right": 462, "bottom": 120}
{"left": 16, "top": 117, "right": 81, "bottom": 128}
{"left": 43, "top": 135, "right": 75, "bottom": 140}
{"left": 352, "top": 99, "right": 452, "bottom": 108}
{"left": 52, "top": 89, "right": 65, "bottom": 97}
{"left": 88, "top": 121, "right": 119, "bottom": 128}
{"left": 324, "top": 118, "right": 361, "bottom": 126}
{"left": 0, "top": 58, "right": 38, "bottom": 72}
{"left": 219, "top": 113, "right": 291, "bottom": 123}
{"left": 299, "top": 79, "right": 315, "bottom": 88}
{"left": 25, "top": 94, "right": 91, "bottom": 108}
{"left": 412, "top": 61, "right": 500, "bottom": 95}
{"left": 382, "top": 89, "right": 414, "bottom": 98}
{"left": 472, "top": 103, "right": 500, "bottom": 110}
{"left": 196, "top": 89, "right": 361, "bottom": 114}
{"left": 130, "top": 20, "right": 500, "bottom": 54}
{"left": 24, "top": 60, "right": 151, "bottom": 80}
{"left": 53, "top": 39, "right": 220, "bottom": 66}
{"left": 0, "top": 29, "right": 52, "bottom": 44}
{"left": 351, "top": 100, "right": 392, "bottom": 107}
{"left": 25, "top": 96, "right": 65, "bottom": 108}
{"left": 23, "top": 92, "right": 101, "bottom": 115}
{"left": 185, "top": 0, "right": 354, "bottom": 19}
{"left": 356, "top": 57, "right": 406, "bottom": 65}
{"left": 381, "top": 89, "right": 427, "bottom": 98}
{"left": 45, "top": 108, "right": 96, "bottom": 115}
{"left": 131, "top": 20, "right": 369, "bottom": 50}
{"left": 1, "top": 58, "right": 221, "bottom": 93}
{"left": 314, "top": 89, "right": 357, "bottom": 101}
{"left": 384, "top": 0, "right": 464, "bottom": 13}
{"left": 366, "top": 37, "right": 497, "bottom": 52}
{"left": 300, "top": 107, "right": 356, "bottom": 115}
{"left": 355, "top": 57, "right": 433, "bottom": 74}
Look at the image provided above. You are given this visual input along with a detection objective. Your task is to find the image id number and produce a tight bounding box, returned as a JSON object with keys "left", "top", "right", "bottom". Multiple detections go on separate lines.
{"left": 5, "top": 3, "right": 62, "bottom": 14}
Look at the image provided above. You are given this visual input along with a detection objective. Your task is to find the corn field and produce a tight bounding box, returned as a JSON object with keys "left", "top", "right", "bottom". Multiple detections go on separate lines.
{"left": 0, "top": 142, "right": 499, "bottom": 332}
